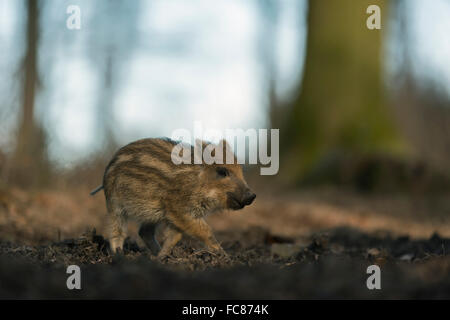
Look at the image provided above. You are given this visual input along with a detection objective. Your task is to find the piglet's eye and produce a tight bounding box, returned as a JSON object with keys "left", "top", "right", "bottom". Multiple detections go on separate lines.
{"left": 216, "top": 167, "right": 229, "bottom": 177}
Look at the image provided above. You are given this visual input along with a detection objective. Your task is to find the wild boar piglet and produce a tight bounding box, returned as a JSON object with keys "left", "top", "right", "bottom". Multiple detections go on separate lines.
{"left": 90, "top": 138, "right": 256, "bottom": 257}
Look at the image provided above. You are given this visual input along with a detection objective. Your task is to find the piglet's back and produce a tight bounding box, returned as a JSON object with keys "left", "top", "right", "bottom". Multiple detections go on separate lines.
{"left": 102, "top": 138, "right": 197, "bottom": 200}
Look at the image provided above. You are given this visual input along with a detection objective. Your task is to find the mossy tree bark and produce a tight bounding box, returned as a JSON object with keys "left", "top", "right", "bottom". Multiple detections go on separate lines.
{"left": 282, "top": 0, "right": 403, "bottom": 179}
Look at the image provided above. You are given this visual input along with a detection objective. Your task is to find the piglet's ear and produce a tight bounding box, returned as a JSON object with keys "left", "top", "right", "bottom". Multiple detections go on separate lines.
{"left": 194, "top": 139, "right": 204, "bottom": 163}
{"left": 219, "top": 139, "right": 232, "bottom": 152}
{"left": 195, "top": 138, "right": 203, "bottom": 149}
{"left": 219, "top": 139, "right": 236, "bottom": 163}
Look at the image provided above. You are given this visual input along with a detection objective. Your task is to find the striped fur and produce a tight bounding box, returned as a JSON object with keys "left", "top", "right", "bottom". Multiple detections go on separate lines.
{"left": 96, "top": 138, "right": 255, "bottom": 257}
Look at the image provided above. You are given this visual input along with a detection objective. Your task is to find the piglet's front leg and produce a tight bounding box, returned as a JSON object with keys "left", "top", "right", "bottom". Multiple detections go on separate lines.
{"left": 167, "top": 213, "right": 227, "bottom": 256}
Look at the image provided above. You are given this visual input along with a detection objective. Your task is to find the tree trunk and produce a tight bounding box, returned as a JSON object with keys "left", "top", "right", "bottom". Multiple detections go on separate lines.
{"left": 12, "top": 0, "right": 49, "bottom": 187}
{"left": 282, "top": 0, "right": 403, "bottom": 178}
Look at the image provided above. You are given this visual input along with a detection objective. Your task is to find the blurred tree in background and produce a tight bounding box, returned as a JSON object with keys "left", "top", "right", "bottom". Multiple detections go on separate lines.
{"left": 279, "top": 0, "right": 405, "bottom": 181}
{"left": 10, "top": 0, "right": 50, "bottom": 187}
{"left": 5, "top": 0, "right": 141, "bottom": 188}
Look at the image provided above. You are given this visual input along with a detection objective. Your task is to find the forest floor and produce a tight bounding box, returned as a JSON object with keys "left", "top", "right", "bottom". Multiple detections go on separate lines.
{"left": 0, "top": 185, "right": 449, "bottom": 299}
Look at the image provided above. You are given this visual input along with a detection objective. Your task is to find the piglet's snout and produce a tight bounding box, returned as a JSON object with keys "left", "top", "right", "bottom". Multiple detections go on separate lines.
{"left": 242, "top": 190, "right": 256, "bottom": 206}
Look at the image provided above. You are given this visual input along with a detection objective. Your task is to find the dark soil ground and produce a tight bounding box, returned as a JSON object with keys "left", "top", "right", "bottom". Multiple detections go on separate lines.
{"left": 1, "top": 226, "right": 449, "bottom": 299}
